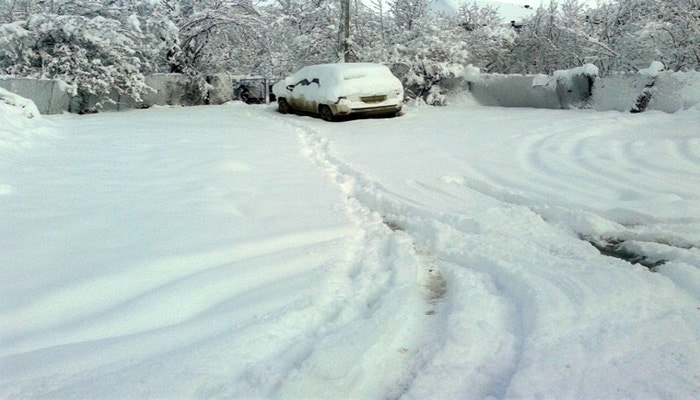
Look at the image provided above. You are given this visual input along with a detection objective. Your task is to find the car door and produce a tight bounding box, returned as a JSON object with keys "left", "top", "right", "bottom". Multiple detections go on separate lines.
{"left": 289, "top": 79, "right": 309, "bottom": 111}
{"left": 290, "top": 78, "right": 321, "bottom": 113}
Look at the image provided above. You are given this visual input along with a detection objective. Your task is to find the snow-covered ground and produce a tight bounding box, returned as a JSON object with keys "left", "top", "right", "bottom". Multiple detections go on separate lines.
{"left": 1, "top": 99, "right": 699, "bottom": 399}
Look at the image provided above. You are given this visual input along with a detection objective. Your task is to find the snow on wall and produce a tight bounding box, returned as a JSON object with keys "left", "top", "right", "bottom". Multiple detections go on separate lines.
{"left": 554, "top": 64, "right": 598, "bottom": 109}
{"left": 466, "top": 66, "right": 699, "bottom": 112}
{"left": 0, "top": 73, "right": 237, "bottom": 114}
{"left": 468, "top": 73, "right": 563, "bottom": 109}
{"left": 592, "top": 71, "right": 700, "bottom": 112}
{"left": 466, "top": 64, "right": 597, "bottom": 110}
{"left": 140, "top": 73, "right": 193, "bottom": 108}
{"left": 206, "top": 73, "right": 236, "bottom": 105}
{"left": 0, "top": 77, "right": 71, "bottom": 115}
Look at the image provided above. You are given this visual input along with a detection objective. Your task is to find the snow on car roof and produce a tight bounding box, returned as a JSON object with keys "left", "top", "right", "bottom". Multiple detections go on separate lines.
{"left": 274, "top": 63, "right": 403, "bottom": 103}
{"left": 297, "top": 63, "right": 395, "bottom": 80}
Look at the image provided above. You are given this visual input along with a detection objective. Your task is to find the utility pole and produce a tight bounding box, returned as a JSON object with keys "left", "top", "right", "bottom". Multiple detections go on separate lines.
{"left": 341, "top": 0, "right": 351, "bottom": 62}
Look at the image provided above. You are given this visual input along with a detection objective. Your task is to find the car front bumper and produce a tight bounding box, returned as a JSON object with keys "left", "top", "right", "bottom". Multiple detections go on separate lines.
{"left": 331, "top": 98, "right": 402, "bottom": 116}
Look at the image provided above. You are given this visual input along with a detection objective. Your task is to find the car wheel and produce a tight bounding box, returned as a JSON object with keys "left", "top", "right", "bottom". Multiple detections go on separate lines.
{"left": 319, "top": 105, "right": 335, "bottom": 122}
{"left": 278, "top": 98, "right": 290, "bottom": 114}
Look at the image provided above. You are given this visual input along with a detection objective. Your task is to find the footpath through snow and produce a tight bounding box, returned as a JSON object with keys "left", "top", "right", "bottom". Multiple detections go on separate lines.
{"left": 1, "top": 101, "right": 699, "bottom": 399}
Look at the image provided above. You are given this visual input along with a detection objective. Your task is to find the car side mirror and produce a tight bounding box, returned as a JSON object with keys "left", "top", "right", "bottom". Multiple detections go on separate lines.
{"left": 286, "top": 84, "right": 294, "bottom": 91}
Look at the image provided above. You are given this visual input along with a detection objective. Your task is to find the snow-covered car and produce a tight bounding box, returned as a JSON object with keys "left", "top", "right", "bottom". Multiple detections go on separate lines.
{"left": 272, "top": 63, "right": 404, "bottom": 121}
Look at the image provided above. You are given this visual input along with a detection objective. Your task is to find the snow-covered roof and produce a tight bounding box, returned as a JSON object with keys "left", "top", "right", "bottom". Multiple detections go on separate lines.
{"left": 429, "top": 0, "right": 601, "bottom": 22}
{"left": 432, "top": 0, "right": 535, "bottom": 22}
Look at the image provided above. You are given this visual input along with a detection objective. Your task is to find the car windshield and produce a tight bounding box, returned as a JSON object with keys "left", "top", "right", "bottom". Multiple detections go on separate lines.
{"left": 341, "top": 71, "right": 368, "bottom": 80}
{"left": 340, "top": 66, "right": 389, "bottom": 81}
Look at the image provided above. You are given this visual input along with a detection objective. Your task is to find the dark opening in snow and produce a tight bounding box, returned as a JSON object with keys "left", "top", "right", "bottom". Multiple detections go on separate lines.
{"left": 381, "top": 216, "right": 403, "bottom": 232}
{"left": 585, "top": 237, "right": 667, "bottom": 270}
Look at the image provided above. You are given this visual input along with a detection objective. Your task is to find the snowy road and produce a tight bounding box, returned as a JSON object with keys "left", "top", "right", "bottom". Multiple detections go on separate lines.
{"left": 1, "top": 102, "right": 699, "bottom": 399}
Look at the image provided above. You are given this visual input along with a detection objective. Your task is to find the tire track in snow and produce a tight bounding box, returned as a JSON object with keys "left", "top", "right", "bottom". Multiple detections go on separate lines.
{"left": 464, "top": 116, "right": 700, "bottom": 266}
{"left": 288, "top": 122, "right": 450, "bottom": 398}
{"left": 472, "top": 118, "right": 700, "bottom": 210}
{"left": 518, "top": 127, "right": 659, "bottom": 201}
{"left": 270, "top": 115, "right": 523, "bottom": 399}
{"left": 274, "top": 108, "right": 700, "bottom": 399}
{"left": 273, "top": 110, "right": 700, "bottom": 398}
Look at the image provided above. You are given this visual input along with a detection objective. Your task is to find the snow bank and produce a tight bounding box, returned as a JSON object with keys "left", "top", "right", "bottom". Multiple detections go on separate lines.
{"left": 0, "top": 88, "right": 56, "bottom": 159}
{"left": 0, "top": 87, "right": 40, "bottom": 119}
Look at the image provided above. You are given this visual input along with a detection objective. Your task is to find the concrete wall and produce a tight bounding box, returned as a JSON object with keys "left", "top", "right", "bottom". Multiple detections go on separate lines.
{"left": 466, "top": 66, "right": 596, "bottom": 110}
{"left": 591, "top": 71, "right": 700, "bottom": 112}
{"left": 0, "top": 77, "right": 72, "bottom": 114}
{"left": 468, "top": 74, "right": 563, "bottom": 109}
{"left": 556, "top": 72, "right": 595, "bottom": 109}
{"left": 206, "top": 73, "right": 236, "bottom": 105}
{"left": 0, "top": 73, "right": 238, "bottom": 114}
{"left": 466, "top": 69, "right": 699, "bottom": 112}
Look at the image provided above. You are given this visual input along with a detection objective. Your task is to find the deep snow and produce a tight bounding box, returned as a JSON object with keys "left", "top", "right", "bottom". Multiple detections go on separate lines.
{"left": 1, "top": 99, "right": 699, "bottom": 399}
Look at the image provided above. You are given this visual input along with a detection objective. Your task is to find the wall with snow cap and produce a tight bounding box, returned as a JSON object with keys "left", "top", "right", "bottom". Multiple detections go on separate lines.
{"left": 591, "top": 70, "right": 700, "bottom": 113}
{"left": 206, "top": 73, "right": 236, "bottom": 105}
{"left": 465, "top": 64, "right": 699, "bottom": 113}
{"left": 466, "top": 65, "right": 597, "bottom": 110}
{"left": 554, "top": 64, "right": 598, "bottom": 109}
{"left": 0, "top": 73, "right": 238, "bottom": 114}
{"left": 468, "top": 74, "right": 563, "bottom": 109}
{"left": 0, "top": 77, "right": 72, "bottom": 114}
{"left": 140, "top": 73, "right": 194, "bottom": 107}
